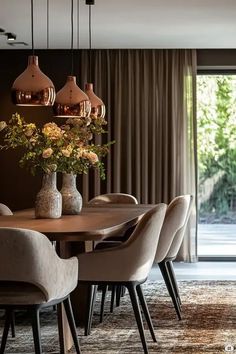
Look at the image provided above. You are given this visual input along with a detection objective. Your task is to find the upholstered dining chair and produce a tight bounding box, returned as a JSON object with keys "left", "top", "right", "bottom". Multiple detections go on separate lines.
{"left": 0, "top": 203, "right": 13, "bottom": 216}
{"left": 88, "top": 192, "right": 138, "bottom": 242}
{"left": 77, "top": 203, "right": 167, "bottom": 354}
{"left": 155, "top": 195, "right": 193, "bottom": 320}
{"left": 0, "top": 227, "right": 81, "bottom": 354}
{"left": 88, "top": 193, "right": 138, "bottom": 322}
{"left": 0, "top": 203, "right": 15, "bottom": 338}
{"left": 88, "top": 193, "right": 138, "bottom": 205}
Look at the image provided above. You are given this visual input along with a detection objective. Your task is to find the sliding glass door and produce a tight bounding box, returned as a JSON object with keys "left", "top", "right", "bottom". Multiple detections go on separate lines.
{"left": 197, "top": 73, "right": 236, "bottom": 259}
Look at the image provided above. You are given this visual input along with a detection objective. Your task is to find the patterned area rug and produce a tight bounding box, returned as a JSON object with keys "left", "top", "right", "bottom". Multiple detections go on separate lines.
{"left": 1, "top": 281, "right": 236, "bottom": 354}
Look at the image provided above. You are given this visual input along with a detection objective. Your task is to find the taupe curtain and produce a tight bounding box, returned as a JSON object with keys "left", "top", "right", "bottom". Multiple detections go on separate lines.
{"left": 77, "top": 49, "right": 197, "bottom": 262}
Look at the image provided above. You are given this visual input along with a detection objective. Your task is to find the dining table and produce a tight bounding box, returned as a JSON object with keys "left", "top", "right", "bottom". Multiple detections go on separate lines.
{"left": 0, "top": 203, "right": 156, "bottom": 353}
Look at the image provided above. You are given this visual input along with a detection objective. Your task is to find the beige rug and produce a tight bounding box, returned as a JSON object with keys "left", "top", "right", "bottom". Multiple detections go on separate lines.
{"left": 1, "top": 281, "right": 236, "bottom": 353}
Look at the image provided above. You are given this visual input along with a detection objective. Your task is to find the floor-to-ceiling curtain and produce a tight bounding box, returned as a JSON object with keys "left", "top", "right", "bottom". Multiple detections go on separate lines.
{"left": 77, "top": 49, "right": 197, "bottom": 262}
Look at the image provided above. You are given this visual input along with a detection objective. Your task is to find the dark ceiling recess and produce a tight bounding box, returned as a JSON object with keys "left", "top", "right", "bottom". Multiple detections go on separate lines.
{"left": 8, "top": 42, "right": 28, "bottom": 46}
{"left": 0, "top": 28, "right": 17, "bottom": 42}
{"left": 5, "top": 32, "right": 16, "bottom": 41}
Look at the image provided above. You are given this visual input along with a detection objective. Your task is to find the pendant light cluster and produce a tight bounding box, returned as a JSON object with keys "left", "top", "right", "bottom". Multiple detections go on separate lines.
{"left": 11, "top": 0, "right": 105, "bottom": 121}
{"left": 84, "top": 0, "right": 105, "bottom": 119}
{"left": 11, "top": 0, "right": 55, "bottom": 106}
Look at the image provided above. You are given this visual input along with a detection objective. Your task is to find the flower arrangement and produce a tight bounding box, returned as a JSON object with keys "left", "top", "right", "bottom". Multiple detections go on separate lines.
{"left": 0, "top": 113, "right": 111, "bottom": 179}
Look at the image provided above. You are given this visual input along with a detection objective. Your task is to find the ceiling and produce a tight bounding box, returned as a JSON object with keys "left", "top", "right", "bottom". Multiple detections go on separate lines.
{"left": 0, "top": 0, "right": 236, "bottom": 50}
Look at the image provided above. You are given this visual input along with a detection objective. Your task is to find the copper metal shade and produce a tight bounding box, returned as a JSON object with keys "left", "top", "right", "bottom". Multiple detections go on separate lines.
{"left": 85, "top": 83, "right": 105, "bottom": 119}
{"left": 11, "top": 55, "right": 56, "bottom": 106}
{"left": 53, "top": 76, "right": 91, "bottom": 118}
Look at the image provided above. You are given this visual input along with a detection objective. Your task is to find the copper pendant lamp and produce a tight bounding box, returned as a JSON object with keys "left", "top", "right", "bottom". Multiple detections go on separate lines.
{"left": 53, "top": 0, "right": 91, "bottom": 118}
{"left": 11, "top": 0, "right": 55, "bottom": 106}
{"left": 84, "top": 0, "right": 106, "bottom": 119}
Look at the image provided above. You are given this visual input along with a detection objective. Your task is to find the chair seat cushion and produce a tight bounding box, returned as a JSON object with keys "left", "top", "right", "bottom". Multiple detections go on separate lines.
{"left": 0, "top": 282, "right": 47, "bottom": 305}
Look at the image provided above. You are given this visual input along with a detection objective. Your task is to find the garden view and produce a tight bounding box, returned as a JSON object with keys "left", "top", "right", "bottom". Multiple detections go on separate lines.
{"left": 197, "top": 75, "right": 236, "bottom": 225}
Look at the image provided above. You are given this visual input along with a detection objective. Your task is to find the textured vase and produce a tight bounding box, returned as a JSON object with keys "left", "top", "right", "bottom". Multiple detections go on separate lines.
{"left": 35, "top": 172, "right": 62, "bottom": 219}
{"left": 60, "top": 173, "right": 82, "bottom": 215}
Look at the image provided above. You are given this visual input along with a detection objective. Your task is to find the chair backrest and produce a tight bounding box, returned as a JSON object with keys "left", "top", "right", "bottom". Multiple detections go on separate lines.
{"left": 78, "top": 204, "right": 166, "bottom": 282}
{"left": 114, "top": 203, "right": 167, "bottom": 281}
{"left": 166, "top": 195, "right": 193, "bottom": 259}
{"left": 88, "top": 193, "right": 138, "bottom": 205}
{"left": 0, "top": 203, "right": 13, "bottom": 215}
{"left": 0, "top": 227, "right": 78, "bottom": 302}
{"left": 155, "top": 195, "right": 193, "bottom": 263}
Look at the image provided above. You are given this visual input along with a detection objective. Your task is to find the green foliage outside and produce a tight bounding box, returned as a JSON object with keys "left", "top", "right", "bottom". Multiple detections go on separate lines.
{"left": 197, "top": 75, "right": 236, "bottom": 222}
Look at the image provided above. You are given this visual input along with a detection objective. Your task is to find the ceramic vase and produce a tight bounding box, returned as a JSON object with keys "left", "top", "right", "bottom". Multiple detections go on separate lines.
{"left": 35, "top": 172, "right": 62, "bottom": 219}
{"left": 60, "top": 173, "right": 82, "bottom": 215}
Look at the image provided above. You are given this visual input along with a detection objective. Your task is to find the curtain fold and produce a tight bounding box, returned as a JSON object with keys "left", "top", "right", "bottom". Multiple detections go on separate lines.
{"left": 77, "top": 49, "right": 197, "bottom": 262}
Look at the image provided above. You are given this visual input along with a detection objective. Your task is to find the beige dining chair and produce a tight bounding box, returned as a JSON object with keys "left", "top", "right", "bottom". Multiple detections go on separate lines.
{"left": 0, "top": 203, "right": 15, "bottom": 338}
{"left": 155, "top": 195, "right": 193, "bottom": 320}
{"left": 0, "top": 203, "right": 13, "bottom": 216}
{"left": 86, "top": 194, "right": 192, "bottom": 335}
{"left": 77, "top": 203, "right": 167, "bottom": 354}
{"left": 0, "top": 227, "right": 81, "bottom": 354}
{"left": 88, "top": 193, "right": 138, "bottom": 323}
{"left": 88, "top": 193, "right": 138, "bottom": 205}
{"left": 88, "top": 192, "right": 138, "bottom": 242}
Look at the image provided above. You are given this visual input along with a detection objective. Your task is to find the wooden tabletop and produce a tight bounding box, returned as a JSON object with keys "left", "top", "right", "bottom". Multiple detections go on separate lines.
{"left": 0, "top": 204, "right": 156, "bottom": 242}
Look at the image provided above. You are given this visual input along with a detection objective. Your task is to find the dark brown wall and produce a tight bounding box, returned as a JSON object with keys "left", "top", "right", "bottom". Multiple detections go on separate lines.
{"left": 1, "top": 49, "right": 236, "bottom": 211}
{"left": 0, "top": 50, "right": 84, "bottom": 211}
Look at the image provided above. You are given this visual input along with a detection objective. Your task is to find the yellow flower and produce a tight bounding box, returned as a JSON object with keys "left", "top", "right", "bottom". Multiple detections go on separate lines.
{"left": 0, "top": 121, "right": 7, "bottom": 131}
{"left": 42, "top": 148, "right": 53, "bottom": 158}
{"left": 42, "top": 122, "right": 63, "bottom": 140}
{"left": 29, "top": 137, "right": 38, "bottom": 146}
{"left": 24, "top": 123, "right": 36, "bottom": 137}
{"left": 45, "top": 164, "right": 57, "bottom": 173}
{"left": 83, "top": 151, "right": 99, "bottom": 164}
{"left": 76, "top": 148, "right": 84, "bottom": 159}
{"left": 61, "top": 145, "right": 73, "bottom": 157}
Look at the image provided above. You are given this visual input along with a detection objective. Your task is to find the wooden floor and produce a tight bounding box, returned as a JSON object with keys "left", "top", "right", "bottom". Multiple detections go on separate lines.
{"left": 198, "top": 223, "right": 236, "bottom": 256}
{"left": 150, "top": 262, "right": 236, "bottom": 281}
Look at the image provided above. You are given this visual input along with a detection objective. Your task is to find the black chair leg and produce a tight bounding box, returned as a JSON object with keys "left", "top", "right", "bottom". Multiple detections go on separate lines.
{"left": 159, "top": 261, "right": 182, "bottom": 320}
{"left": 0, "top": 308, "right": 12, "bottom": 354}
{"left": 100, "top": 285, "right": 108, "bottom": 323}
{"left": 30, "top": 307, "right": 42, "bottom": 354}
{"left": 136, "top": 284, "right": 157, "bottom": 342}
{"left": 85, "top": 284, "right": 97, "bottom": 336}
{"left": 63, "top": 297, "right": 81, "bottom": 354}
{"left": 110, "top": 286, "right": 115, "bottom": 313}
{"left": 166, "top": 261, "right": 182, "bottom": 307}
{"left": 127, "top": 284, "right": 149, "bottom": 354}
{"left": 116, "top": 285, "right": 122, "bottom": 307}
{"left": 121, "top": 286, "right": 126, "bottom": 297}
{"left": 10, "top": 311, "right": 15, "bottom": 338}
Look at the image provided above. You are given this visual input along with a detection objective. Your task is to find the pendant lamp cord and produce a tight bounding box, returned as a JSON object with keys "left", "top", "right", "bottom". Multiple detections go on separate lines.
{"left": 31, "top": 0, "right": 34, "bottom": 55}
{"left": 71, "top": 0, "right": 74, "bottom": 76}
{"left": 77, "top": 0, "right": 80, "bottom": 54}
{"left": 47, "top": 0, "right": 49, "bottom": 49}
{"left": 89, "top": 4, "right": 92, "bottom": 83}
